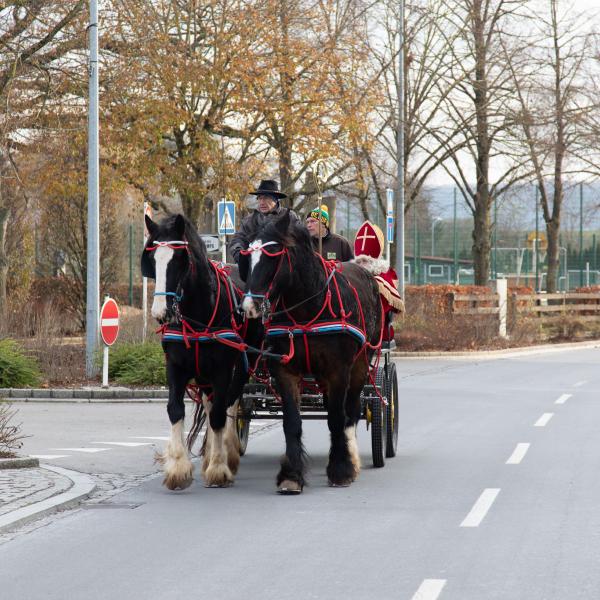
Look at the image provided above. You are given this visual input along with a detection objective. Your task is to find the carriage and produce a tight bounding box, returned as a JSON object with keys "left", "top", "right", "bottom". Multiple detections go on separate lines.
{"left": 232, "top": 341, "right": 399, "bottom": 468}
{"left": 144, "top": 210, "right": 401, "bottom": 493}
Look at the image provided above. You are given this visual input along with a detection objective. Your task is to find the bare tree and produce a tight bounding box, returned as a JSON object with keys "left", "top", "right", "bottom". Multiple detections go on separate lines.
{"left": 502, "top": 0, "right": 598, "bottom": 292}
{"left": 437, "top": 0, "right": 531, "bottom": 285}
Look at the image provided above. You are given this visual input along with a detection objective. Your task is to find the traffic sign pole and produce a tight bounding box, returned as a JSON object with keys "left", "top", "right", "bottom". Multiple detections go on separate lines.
{"left": 100, "top": 295, "right": 120, "bottom": 388}
{"left": 218, "top": 199, "right": 236, "bottom": 263}
{"left": 102, "top": 345, "right": 109, "bottom": 388}
{"left": 142, "top": 202, "right": 152, "bottom": 340}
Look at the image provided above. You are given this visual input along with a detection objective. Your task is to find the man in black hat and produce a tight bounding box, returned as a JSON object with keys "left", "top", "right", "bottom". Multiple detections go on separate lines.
{"left": 229, "top": 179, "right": 299, "bottom": 264}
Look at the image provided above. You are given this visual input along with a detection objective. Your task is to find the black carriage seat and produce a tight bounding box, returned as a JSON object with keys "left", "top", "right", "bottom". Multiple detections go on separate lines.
{"left": 380, "top": 339, "right": 396, "bottom": 351}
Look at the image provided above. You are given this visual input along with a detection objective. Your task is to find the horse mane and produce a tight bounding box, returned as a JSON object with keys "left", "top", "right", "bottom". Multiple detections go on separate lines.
{"left": 258, "top": 212, "right": 324, "bottom": 286}
{"left": 162, "top": 213, "right": 208, "bottom": 269}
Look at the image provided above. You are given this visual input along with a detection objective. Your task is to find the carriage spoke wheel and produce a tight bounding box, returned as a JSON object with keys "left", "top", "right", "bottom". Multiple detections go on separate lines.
{"left": 385, "top": 362, "right": 399, "bottom": 458}
{"left": 236, "top": 397, "right": 252, "bottom": 456}
{"left": 371, "top": 366, "right": 387, "bottom": 468}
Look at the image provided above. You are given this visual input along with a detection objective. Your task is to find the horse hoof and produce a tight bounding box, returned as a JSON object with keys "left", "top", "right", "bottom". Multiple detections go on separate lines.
{"left": 277, "top": 480, "right": 303, "bottom": 494}
{"left": 163, "top": 474, "right": 193, "bottom": 491}
{"left": 204, "top": 481, "right": 233, "bottom": 489}
{"left": 204, "top": 464, "right": 234, "bottom": 488}
{"left": 328, "top": 481, "right": 351, "bottom": 488}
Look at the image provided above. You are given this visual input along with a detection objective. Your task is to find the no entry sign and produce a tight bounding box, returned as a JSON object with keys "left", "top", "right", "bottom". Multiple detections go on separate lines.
{"left": 100, "top": 297, "right": 120, "bottom": 346}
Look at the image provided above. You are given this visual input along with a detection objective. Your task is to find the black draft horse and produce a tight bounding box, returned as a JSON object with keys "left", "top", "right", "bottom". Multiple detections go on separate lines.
{"left": 240, "top": 210, "right": 382, "bottom": 493}
{"left": 142, "top": 213, "right": 249, "bottom": 489}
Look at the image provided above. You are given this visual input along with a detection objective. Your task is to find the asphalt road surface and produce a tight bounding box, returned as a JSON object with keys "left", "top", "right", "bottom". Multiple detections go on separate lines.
{"left": 1, "top": 349, "right": 599, "bottom": 600}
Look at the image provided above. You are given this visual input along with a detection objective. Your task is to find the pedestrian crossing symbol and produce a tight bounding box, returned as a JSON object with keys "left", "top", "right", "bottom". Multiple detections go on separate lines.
{"left": 218, "top": 200, "right": 236, "bottom": 235}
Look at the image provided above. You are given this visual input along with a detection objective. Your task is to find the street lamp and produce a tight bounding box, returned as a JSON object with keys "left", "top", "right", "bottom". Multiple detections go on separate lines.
{"left": 431, "top": 217, "right": 442, "bottom": 256}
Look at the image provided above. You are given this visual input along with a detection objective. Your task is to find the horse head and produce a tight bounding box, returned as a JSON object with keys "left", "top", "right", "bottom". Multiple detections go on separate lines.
{"left": 142, "top": 213, "right": 203, "bottom": 323}
{"left": 241, "top": 209, "right": 297, "bottom": 319}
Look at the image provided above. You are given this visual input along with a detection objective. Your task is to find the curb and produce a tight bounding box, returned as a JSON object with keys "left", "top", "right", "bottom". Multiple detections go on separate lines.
{"left": 0, "top": 464, "right": 96, "bottom": 533}
{"left": 392, "top": 339, "right": 600, "bottom": 360}
{"left": 0, "top": 456, "right": 40, "bottom": 470}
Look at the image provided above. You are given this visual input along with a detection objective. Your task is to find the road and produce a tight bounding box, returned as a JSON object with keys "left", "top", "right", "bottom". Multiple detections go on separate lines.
{"left": 1, "top": 348, "right": 599, "bottom": 599}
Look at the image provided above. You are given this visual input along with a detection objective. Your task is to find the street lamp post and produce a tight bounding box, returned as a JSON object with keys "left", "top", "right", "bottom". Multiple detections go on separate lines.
{"left": 431, "top": 217, "right": 442, "bottom": 256}
{"left": 394, "top": 0, "right": 405, "bottom": 298}
{"left": 86, "top": 0, "right": 100, "bottom": 377}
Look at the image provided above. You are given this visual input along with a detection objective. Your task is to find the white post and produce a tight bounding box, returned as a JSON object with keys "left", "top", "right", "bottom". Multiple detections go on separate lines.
{"left": 493, "top": 278, "right": 508, "bottom": 338}
{"left": 586, "top": 262, "right": 590, "bottom": 287}
{"left": 102, "top": 345, "right": 109, "bottom": 388}
{"left": 222, "top": 235, "right": 227, "bottom": 263}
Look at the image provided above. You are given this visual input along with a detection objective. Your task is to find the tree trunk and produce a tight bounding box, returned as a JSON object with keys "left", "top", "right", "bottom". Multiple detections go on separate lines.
{"left": 471, "top": 0, "right": 491, "bottom": 286}
{"left": 279, "top": 143, "right": 294, "bottom": 202}
{"left": 472, "top": 201, "right": 491, "bottom": 286}
{"left": 0, "top": 206, "right": 9, "bottom": 319}
{"left": 545, "top": 219, "right": 560, "bottom": 292}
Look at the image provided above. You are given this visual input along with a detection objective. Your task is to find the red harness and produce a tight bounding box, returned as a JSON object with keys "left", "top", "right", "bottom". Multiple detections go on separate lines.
{"left": 245, "top": 246, "right": 385, "bottom": 402}
{"left": 157, "top": 260, "right": 248, "bottom": 376}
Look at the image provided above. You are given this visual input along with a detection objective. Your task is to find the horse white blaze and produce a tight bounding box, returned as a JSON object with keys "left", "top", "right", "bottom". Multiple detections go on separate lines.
{"left": 241, "top": 239, "right": 263, "bottom": 318}
{"left": 151, "top": 246, "right": 174, "bottom": 319}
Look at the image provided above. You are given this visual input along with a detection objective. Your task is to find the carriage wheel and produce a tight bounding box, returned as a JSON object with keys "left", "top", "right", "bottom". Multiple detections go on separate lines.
{"left": 385, "top": 362, "right": 399, "bottom": 458}
{"left": 370, "top": 395, "right": 386, "bottom": 468}
{"left": 236, "top": 396, "right": 252, "bottom": 456}
{"left": 370, "top": 366, "right": 387, "bottom": 468}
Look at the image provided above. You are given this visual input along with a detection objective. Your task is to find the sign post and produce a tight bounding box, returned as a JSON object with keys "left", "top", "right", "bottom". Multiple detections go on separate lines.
{"left": 100, "top": 296, "right": 120, "bottom": 388}
{"left": 218, "top": 199, "right": 236, "bottom": 263}
{"left": 142, "top": 202, "right": 152, "bottom": 340}
{"left": 386, "top": 188, "right": 395, "bottom": 264}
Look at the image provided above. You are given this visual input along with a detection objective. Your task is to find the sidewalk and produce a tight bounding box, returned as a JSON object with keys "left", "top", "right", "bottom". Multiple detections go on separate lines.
{"left": 0, "top": 459, "right": 95, "bottom": 534}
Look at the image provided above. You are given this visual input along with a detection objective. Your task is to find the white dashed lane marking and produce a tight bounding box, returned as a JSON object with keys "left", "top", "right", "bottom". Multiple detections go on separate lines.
{"left": 555, "top": 394, "right": 572, "bottom": 405}
{"left": 52, "top": 448, "right": 110, "bottom": 453}
{"left": 574, "top": 380, "right": 587, "bottom": 387}
{"left": 506, "top": 443, "right": 530, "bottom": 465}
{"left": 93, "top": 442, "right": 153, "bottom": 447}
{"left": 130, "top": 436, "right": 170, "bottom": 441}
{"left": 460, "top": 488, "right": 500, "bottom": 527}
{"left": 411, "top": 579, "right": 447, "bottom": 600}
{"left": 534, "top": 413, "right": 554, "bottom": 427}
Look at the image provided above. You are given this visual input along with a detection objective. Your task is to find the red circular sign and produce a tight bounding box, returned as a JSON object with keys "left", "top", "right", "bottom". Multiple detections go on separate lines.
{"left": 100, "top": 298, "right": 120, "bottom": 346}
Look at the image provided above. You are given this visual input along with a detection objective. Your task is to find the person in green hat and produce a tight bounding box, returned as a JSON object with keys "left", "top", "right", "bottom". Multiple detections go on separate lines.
{"left": 305, "top": 204, "right": 353, "bottom": 262}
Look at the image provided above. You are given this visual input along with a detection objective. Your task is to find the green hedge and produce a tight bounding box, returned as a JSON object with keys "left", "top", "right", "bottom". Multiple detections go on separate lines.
{"left": 107, "top": 341, "right": 166, "bottom": 386}
{"left": 0, "top": 339, "right": 41, "bottom": 388}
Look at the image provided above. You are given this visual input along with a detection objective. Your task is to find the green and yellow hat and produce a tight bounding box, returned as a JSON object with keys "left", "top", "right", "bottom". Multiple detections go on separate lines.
{"left": 308, "top": 204, "right": 330, "bottom": 228}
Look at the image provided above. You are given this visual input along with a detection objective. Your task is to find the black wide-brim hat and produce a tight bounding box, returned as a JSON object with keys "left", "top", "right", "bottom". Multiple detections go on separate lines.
{"left": 250, "top": 179, "right": 287, "bottom": 200}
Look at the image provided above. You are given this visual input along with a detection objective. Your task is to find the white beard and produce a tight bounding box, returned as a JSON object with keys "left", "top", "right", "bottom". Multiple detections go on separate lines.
{"left": 352, "top": 254, "right": 389, "bottom": 276}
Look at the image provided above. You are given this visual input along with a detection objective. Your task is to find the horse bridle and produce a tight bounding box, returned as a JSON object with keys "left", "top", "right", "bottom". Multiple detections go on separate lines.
{"left": 145, "top": 239, "right": 194, "bottom": 322}
{"left": 240, "top": 241, "right": 290, "bottom": 321}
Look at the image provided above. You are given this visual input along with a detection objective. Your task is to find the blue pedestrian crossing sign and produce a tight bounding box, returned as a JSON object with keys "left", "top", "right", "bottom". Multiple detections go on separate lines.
{"left": 386, "top": 188, "right": 394, "bottom": 243}
{"left": 218, "top": 200, "right": 236, "bottom": 235}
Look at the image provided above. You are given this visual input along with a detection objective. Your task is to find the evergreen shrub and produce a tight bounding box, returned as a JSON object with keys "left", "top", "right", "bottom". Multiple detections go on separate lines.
{"left": 0, "top": 339, "right": 41, "bottom": 388}
{"left": 107, "top": 341, "right": 166, "bottom": 386}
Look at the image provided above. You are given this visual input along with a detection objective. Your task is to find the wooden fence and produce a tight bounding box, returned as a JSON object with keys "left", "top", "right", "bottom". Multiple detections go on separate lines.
{"left": 449, "top": 290, "right": 600, "bottom": 323}
{"left": 511, "top": 292, "right": 600, "bottom": 322}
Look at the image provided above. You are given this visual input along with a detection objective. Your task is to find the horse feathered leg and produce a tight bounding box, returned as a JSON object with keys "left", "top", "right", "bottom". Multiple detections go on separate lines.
{"left": 344, "top": 361, "right": 369, "bottom": 478}
{"left": 325, "top": 366, "right": 356, "bottom": 487}
{"left": 272, "top": 366, "right": 306, "bottom": 494}
{"left": 158, "top": 365, "right": 193, "bottom": 491}
{"left": 203, "top": 371, "right": 238, "bottom": 487}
